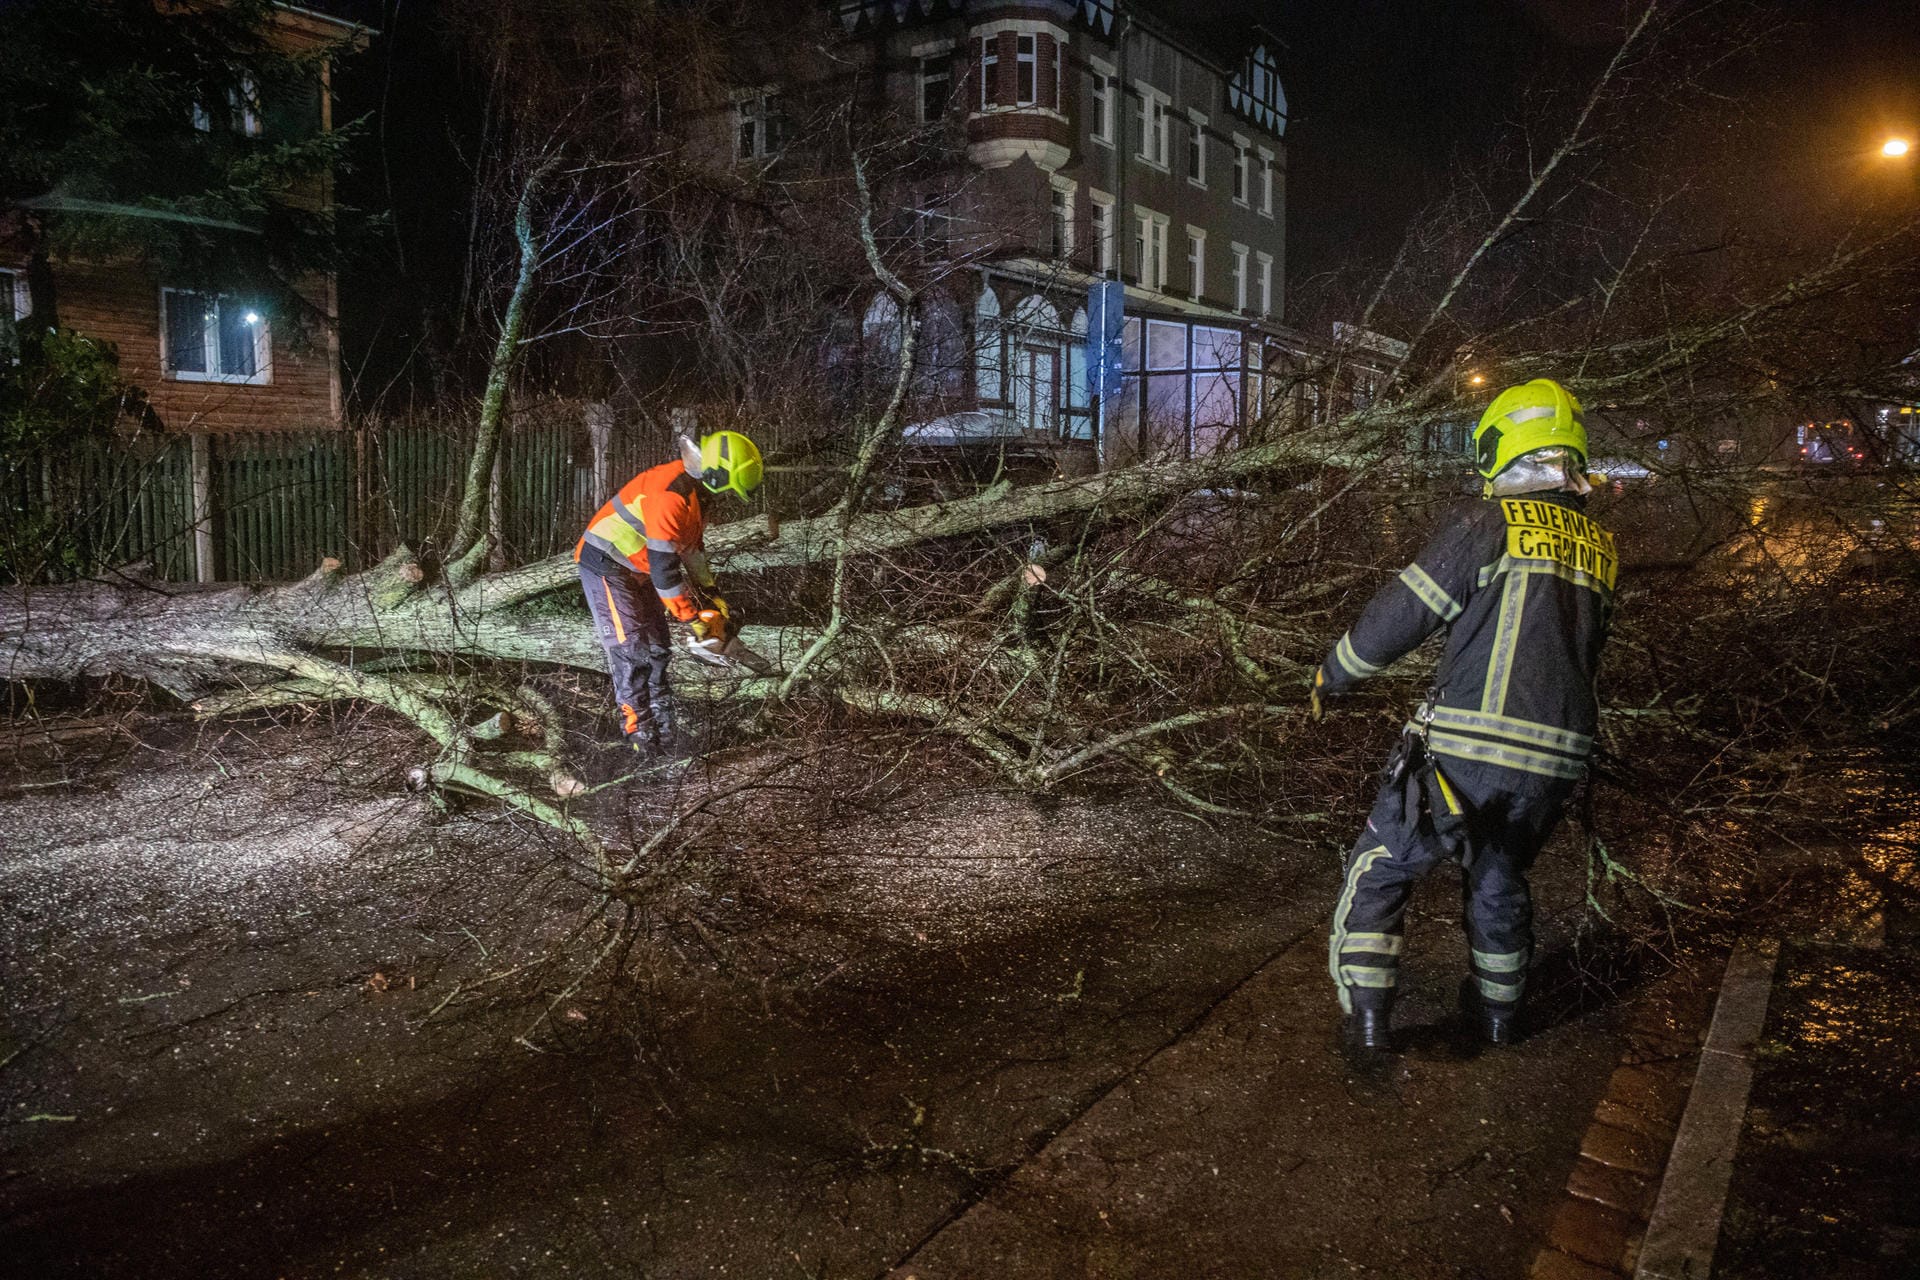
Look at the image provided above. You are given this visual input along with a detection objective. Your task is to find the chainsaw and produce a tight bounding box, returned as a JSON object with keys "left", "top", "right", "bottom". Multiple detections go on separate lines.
{"left": 685, "top": 597, "right": 774, "bottom": 674}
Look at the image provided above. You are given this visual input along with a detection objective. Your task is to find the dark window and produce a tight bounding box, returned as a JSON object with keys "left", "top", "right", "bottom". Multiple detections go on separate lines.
{"left": 735, "top": 92, "right": 784, "bottom": 161}
{"left": 981, "top": 37, "right": 999, "bottom": 109}
{"left": 1016, "top": 35, "right": 1036, "bottom": 106}
{"left": 919, "top": 55, "right": 950, "bottom": 123}
{"left": 1091, "top": 75, "right": 1112, "bottom": 141}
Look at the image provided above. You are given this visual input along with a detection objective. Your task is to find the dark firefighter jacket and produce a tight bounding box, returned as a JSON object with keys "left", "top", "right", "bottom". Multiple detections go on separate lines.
{"left": 575, "top": 460, "right": 713, "bottom": 622}
{"left": 1317, "top": 491, "right": 1617, "bottom": 792}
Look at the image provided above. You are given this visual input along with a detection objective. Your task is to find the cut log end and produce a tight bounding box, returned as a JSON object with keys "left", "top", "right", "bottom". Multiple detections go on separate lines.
{"left": 549, "top": 770, "right": 587, "bottom": 800}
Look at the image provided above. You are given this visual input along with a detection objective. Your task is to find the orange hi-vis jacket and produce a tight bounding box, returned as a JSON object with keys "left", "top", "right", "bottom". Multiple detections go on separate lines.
{"left": 575, "top": 460, "right": 712, "bottom": 622}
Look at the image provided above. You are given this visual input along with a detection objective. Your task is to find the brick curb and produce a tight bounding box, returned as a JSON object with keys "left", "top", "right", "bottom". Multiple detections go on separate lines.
{"left": 1527, "top": 962, "right": 1720, "bottom": 1279}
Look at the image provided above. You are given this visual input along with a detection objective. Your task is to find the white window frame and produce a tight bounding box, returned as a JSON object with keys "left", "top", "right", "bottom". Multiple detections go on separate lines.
{"left": 1134, "top": 206, "right": 1169, "bottom": 291}
{"left": 1, "top": 270, "right": 27, "bottom": 323}
{"left": 1185, "top": 226, "right": 1206, "bottom": 302}
{"left": 980, "top": 37, "right": 1000, "bottom": 110}
{"left": 1255, "top": 251, "right": 1274, "bottom": 317}
{"left": 0, "top": 269, "right": 28, "bottom": 361}
{"left": 1186, "top": 110, "right": 1208, "bottom": 187}
{"left": 1052, "top": 42, "right": 1062, "bottom": 111}
{"left": 1232, "top": 134, "right": 1250, "bottom": 206}
{"left": 1089, "top": 189, "right": 1116, "bottom": 274}
{"left": 160, "top": 287, "right": 272, "bottom": 385}
{"left": 1258, "top": 145, "right": 1275, "bottom": 217}
{"left": 1135, "top": 82, "right": 1170, "bottom": 169}
{"left": 734, "top": 88, "right": 780, "bottom": 161}
{"left": 234, "top": 76, "right": 262, "bottom": 138}
{"left": 918, "top": 52, "right": 952, "bottom": 123}
{"left": 1049, "top": 177, "right": 1076, "bottom": 260}
{"left": 1015, "top": 34, "right": 1038, "bottom": 106}
{"left": 1231, "top": 242, "right": 1249, "bottom": 312}
{"left": 1089, "top": 58, "right": 1116, "bottom": 146}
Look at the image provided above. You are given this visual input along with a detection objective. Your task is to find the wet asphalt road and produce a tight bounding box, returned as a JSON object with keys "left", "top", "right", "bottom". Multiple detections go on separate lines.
{"left": 1, "top": 722, "right": 1629, "bottom": 1279}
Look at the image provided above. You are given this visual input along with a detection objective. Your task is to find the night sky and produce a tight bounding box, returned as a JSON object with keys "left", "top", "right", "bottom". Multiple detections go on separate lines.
{"left": 1253, "top": 0, "right": 1920, "bottom": 300}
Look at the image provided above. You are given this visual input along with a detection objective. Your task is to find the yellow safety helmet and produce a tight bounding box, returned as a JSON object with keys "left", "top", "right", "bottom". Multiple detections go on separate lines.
{"left": 1473, "top": 379, "right": 1587, "bottom": 480}
{"left": 696, "top": 430, "right": 764, "bottom": 501}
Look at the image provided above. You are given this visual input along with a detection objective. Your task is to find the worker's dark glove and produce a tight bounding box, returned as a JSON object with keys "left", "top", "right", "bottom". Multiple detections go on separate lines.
{"left": 1309, "top": 666, "right": 1327, "bottom": 723}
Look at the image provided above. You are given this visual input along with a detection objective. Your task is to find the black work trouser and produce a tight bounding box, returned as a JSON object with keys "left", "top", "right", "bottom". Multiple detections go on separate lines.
{"left": 580, "top": 565, "right": 671, "bottom": 736}
{"left": 1328, "top": 735, "right": 1569, "bottom": 1014}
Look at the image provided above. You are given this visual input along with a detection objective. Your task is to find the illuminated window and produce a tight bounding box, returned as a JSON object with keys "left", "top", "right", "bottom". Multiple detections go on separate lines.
{"left": 162, "top": 289, "right": 271, "bottom": 384}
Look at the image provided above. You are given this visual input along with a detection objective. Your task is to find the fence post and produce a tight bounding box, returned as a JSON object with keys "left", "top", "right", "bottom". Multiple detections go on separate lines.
{"left": 586, "top": 401, "right": 612, "bottom": 500}
{"left": 189, "top": 432, "right": 216, "bottom": 584}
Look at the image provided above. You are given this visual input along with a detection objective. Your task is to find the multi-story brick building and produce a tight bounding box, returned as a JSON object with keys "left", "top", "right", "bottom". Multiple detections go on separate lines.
{"left": 780, "top": 0, "right": 1384, "bottom": 468}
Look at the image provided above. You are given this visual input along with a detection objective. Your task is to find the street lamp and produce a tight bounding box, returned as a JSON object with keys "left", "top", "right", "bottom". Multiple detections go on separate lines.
{"left": 1884, "top": 137, "right": 1912, "bottom": 158}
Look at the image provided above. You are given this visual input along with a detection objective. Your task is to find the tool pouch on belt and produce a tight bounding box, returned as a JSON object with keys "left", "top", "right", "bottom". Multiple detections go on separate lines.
{"left": 1382, "top": 731, "right": 1470, "bottom": 865}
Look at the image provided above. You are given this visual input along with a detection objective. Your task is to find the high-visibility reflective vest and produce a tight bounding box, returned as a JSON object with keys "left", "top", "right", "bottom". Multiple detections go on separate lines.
{"left": 1317, "top": 491, "right": 1616, "bottom": 790}
{"left": 575, "top": 460, "right": 711, "bottom": 621}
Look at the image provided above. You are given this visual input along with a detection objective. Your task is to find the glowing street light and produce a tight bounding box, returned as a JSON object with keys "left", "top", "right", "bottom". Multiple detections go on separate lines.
{"left": 1884, "top": 137, "right": 1912, "bottom": 158}
{"left": 1468, "top": 373, "right": 1486, "bottom": 385}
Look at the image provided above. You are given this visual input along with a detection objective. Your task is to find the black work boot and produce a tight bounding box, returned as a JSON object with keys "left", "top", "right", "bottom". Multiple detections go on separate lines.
{"left": 648, "top": 697, "right": 676, "bottom": 749}
{"left": 1345, "top": 1004, "right": 1393, "bottom": 1052}
{"left": 1461, "top": 979, "right": 1523, "bottom": 1046}
{"left": 1340, "top": 993, "right": 1396, "bottom": 1072}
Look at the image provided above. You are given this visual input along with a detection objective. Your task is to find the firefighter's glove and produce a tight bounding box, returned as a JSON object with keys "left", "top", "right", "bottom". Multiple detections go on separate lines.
{"left": 1309, "top": 666, "right": 1327, "bottom": 723}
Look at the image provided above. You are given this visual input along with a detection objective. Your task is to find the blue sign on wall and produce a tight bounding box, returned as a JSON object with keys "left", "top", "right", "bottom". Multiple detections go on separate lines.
{"left": 1084, "top": 279, "right": 1126, "bottom": 402}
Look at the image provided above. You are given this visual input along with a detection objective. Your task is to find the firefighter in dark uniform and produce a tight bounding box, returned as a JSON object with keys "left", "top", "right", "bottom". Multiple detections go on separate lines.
{"left": 1313, "top": 379, "right": 1616, "bottom": 1052}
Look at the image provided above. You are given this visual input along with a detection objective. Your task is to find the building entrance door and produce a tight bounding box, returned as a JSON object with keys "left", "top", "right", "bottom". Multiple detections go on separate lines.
{"left": 1014, "top": 345, "right": 1059, "bottom": 435}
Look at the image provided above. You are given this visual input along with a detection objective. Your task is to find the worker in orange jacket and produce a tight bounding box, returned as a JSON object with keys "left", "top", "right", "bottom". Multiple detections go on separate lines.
{"left": 575, "top": 431, "right": 763, "bottom": 750}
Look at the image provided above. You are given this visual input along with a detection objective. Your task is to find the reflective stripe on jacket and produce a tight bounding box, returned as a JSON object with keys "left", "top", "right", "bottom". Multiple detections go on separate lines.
{"left": 1318, "top": 492, "right": 1617, "bottom": 787}
{"left": 574, "top": 460, "right": 711, "bottom": 621}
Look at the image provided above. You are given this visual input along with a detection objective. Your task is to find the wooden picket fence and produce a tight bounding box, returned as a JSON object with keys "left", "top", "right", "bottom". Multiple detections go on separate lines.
{"left": 2, "top": 416, "right": 666, "bottom": 584}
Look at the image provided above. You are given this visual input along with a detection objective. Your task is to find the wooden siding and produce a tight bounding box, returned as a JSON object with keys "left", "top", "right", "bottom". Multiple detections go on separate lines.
{"left": 54, "top": 260, "right": 341, "bottom": 434}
